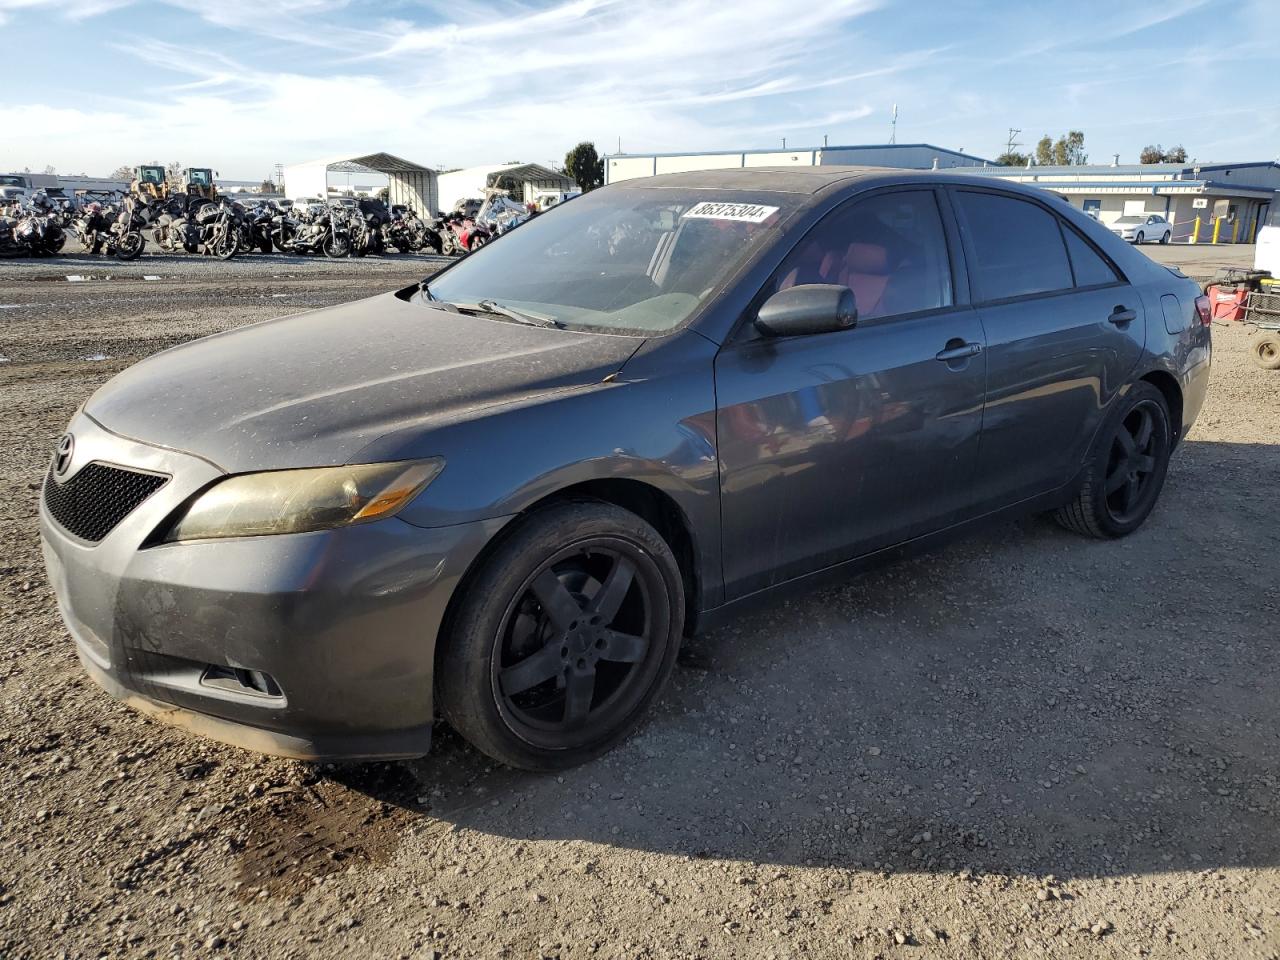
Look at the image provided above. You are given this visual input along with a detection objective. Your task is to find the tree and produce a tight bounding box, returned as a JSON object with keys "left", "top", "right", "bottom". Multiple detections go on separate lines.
{"left": 1033, "top": 131, "right": 1087, "bottom": 166}
{"left": 994, "top": 150, "right": 1029, "bottom": 166}
{"left": 257, "top": 179, "right": 276, "bottom": 193}
{"left": 109, "top": 165, "right": 134, "bottom": 180}
{"left": 376, "top": 186, "right": 389, "bottom": 202}
{"left": 42, "top": 164, "right": 56, "bottom": 175}
{"left": 564, "top": 141, "right": 604, "bottom": 192}
{"left": 1141, "top": 144, "right": 1187, "bottom": 164}
{"left": 165, "top": 160, "right": 183, "bottom": 183}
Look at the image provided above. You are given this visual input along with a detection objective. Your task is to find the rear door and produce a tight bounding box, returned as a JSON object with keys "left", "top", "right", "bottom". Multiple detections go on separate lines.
{"left": 714, "top": 187, "right": 987, "bottom": 599}
{"left": 947, "top": 188, "right": 1146, "bottom": 509}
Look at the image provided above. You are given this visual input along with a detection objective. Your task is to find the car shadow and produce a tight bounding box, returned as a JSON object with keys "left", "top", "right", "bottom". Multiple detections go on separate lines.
{"left": 331, "top": 439, "right": 1279, "bottom": 880}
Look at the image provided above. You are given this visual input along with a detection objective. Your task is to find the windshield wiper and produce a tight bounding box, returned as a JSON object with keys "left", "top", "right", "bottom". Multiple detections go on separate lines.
{"left": 469, "top": 299, "right": 563, "bottom": 328}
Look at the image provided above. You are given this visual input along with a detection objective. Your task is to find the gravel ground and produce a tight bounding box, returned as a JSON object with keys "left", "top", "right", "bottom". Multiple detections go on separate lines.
{"left": 1, "top": 246, "right": 1277, "bottom": 960}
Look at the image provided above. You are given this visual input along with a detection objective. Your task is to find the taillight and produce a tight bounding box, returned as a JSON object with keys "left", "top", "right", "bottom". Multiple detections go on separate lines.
{"left": 1194, "top": 294, "right": 1212, "bottom": 326}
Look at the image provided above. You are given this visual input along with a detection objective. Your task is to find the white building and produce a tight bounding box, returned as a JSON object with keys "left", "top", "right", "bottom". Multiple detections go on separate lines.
{"left": 965, "top": 162, "right": 1280, "bottom": 243}
{"left": 604, "top": 143, "right": 989, "bottom": 184}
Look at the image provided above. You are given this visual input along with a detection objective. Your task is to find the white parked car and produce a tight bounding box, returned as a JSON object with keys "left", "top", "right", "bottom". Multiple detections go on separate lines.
{"left": 1109, "top": 214, "right": 1172, "bottom": 244}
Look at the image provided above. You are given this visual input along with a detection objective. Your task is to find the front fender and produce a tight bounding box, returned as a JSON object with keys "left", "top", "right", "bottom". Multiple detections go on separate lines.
{"left": 354, "top": 332, "right": 724, "bottom": 605}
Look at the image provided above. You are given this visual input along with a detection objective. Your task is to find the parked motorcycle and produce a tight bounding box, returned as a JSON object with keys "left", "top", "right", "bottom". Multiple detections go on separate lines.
{"left": 435, "top": 211, "right": 491, "bottom": 256}
{"left": 235, "top": 201, "right": 274, "bottom": 255}
{"left": 276, "top": 207, "right": 350, "bottom": 257}
{"left": 386, "top": 207, "right": 441, "bottom": 253}
{"left": 12, "top": 206, "right": 67, "bottom": 256}
{"left": 74, "top": 199, "right": 147, "bottom": 260}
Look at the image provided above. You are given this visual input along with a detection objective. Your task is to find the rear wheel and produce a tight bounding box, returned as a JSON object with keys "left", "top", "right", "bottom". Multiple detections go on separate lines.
{"left": 1160, "top": 230, "right": 1171, "bottom": 244}
{"left": 1054, "top": 382, "right": 1172, "bottom": 538}
{"left": 1250, "top": 330, "right": 1280, "bottom": 370}
{"left": 437, "top": 501, "right": 684, "bottom": 770}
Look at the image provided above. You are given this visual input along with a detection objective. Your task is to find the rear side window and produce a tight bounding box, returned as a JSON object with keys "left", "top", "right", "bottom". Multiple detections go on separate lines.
{"left": 953, "top": 191, "right": 1073, "bottom": 301}
{"left": 772, "top": 190, "right": 952, "bottom": 321}
{"left": 1062, "top": 227, "right": 1120, "bottom": 287}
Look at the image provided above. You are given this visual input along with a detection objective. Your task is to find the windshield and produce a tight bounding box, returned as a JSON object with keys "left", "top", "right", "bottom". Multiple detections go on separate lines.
{"left": 1115, "top": 216, "right": 1144, "bottom": 224}
{"left": 424, "top": 186, "right": 796, "bottom": 334}
{"left": 188, "top": 169, "right": 212, "bottom": 186}
{"left": 0, "top": 175, "right": 24, "bottom": 187}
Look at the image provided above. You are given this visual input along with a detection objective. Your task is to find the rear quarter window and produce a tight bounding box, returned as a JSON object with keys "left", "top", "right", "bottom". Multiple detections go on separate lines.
{"left": 953, "top": 191, "right": 1074, "bottom": 301}
{"left": 1062, "top": 226, "right": 1121, "bottom": 287}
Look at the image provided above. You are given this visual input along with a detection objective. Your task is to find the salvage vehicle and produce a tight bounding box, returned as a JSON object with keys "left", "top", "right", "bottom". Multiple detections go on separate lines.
{"left": 40, "top": 168, "right": 1212, "bottom": 769}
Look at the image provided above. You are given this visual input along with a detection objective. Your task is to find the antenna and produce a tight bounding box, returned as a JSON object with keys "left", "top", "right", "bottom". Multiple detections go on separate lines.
{"left": 1005, "top": 128, "right": 1021, "bottom": 162}
{"left": 890, "top": 104, "right": 898, "bottom": 144}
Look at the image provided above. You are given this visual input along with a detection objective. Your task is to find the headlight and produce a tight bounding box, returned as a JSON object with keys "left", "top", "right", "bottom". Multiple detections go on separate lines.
{"left": 163, "top": 459, "right": 443, "bottom": 542}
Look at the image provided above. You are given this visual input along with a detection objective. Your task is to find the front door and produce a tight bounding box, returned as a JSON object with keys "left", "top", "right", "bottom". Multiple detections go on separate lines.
{"left": 715, "top": 188, "right": 987, "bottom": 600}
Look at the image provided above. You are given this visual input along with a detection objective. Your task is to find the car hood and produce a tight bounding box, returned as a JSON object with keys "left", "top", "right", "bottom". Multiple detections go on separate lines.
{"left": 85, "top": 290, "right": 643, "bottom": 472}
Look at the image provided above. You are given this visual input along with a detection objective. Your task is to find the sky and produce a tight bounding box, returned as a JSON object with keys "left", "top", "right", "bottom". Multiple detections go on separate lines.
{"left": 1, "top": 0, "right": 1277, "bottom": 181}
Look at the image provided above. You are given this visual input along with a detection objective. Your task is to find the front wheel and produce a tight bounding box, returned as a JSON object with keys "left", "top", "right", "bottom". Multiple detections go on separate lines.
{"left": 323, "top": 233, "right": 349, "bottom": 258}
{"left": 1249, "top": 330, "right": 1280, "bottom": 370}
{"left": 1054, "top": 382, "right": 1172, "bottom": 538}
{"left": 115, "top": 232, "right": 144, "bottom": 261}
{"left": 1134, "top": 231, "right": 1145, "bottom": 244}
{"left": 210, "top": 227, "right": 237, "bottom": 260}
{"left": 437, "top": 501, "right": 685, "bottom": 770}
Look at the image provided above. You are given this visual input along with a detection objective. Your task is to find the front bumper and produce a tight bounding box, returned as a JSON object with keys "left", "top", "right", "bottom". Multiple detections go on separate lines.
{"left": 40, "top": 412, "right": 507, "bottom": 760}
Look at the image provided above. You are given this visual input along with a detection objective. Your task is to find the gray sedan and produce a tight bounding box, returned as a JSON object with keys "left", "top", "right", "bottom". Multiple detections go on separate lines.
{"left": 40, "top": 168, "right": 1212, "bottom": 769}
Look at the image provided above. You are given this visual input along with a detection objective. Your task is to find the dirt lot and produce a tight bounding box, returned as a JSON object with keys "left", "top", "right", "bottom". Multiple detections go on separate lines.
{"left": 1, "top": 246, "right": 1277, "bottom": 960}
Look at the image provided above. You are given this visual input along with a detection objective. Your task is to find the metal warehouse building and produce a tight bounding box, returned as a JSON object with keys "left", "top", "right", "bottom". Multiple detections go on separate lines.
{"left": 968, "top": 162, "right": 1280, "bottom": 243}
{"left": 283, "top": 152, "right": 438, "bottom": 213}
{"left": 437, "top": 162, "right": 577, "bottom": 213}
{"left": 604, "top": 143, "right": 989, "bottom": 184}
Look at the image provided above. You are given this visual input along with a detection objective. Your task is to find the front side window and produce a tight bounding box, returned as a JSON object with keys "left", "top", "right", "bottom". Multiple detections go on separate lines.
{"left": 425, "top": 187, "right": 798, "bottom": 334}
{"left": 770, "top": 190, "right": 952, "bottom": 321}
{"left": 953, "top": 191, "right": 1074, "bottom": 301}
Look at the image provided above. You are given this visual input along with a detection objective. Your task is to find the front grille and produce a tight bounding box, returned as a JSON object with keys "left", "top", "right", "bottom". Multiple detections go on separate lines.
{"left": 43, "top": 462, "right": 169, "bottom": 543}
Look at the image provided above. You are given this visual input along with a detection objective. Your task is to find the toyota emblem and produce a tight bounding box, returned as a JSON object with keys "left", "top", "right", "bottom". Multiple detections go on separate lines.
{"left": 54, "top": 433, "right": 75, "bottom": 478}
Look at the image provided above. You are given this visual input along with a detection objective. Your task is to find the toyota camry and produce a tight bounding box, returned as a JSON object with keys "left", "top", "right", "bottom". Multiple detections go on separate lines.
{"left": 40, "top": 167, "right": 1212, "bottom": 769}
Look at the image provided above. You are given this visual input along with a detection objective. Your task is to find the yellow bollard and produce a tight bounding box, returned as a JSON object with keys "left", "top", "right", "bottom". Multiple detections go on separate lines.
{"left": 1231, "top": 220, "right": 1240, "bottom": 243}
{"left": 1212, "top": 217, "right": 1222, "bottom": 244}
{"left": 1190, "top": 216, "right": 1200, "bottom": 244}
{"left": 1249, "top": 214, "right": 1259, "bottom": 243}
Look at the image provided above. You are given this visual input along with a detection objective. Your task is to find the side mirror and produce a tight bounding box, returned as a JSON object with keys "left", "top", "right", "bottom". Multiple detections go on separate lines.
{"left": 755, "top": 284, "right": 857, "bottom": 337}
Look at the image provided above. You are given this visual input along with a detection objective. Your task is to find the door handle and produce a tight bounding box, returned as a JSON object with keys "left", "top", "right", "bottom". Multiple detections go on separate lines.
{"left": 935, "top": 340, "right": 982, "bottom": 362}
{"left": 1109, "top": 306, "right": 1138, "bottom": 326}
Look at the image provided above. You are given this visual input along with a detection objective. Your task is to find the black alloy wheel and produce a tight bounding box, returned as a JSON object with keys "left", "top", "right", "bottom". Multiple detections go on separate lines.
{"left": 437, "top": 501, "right": 684, "bottom": 770}
{"left": 1055, "top": 381, "right": 1172, "bottom": 538}
{"left": 1102, "top": 400, "right": 1164, "bottom": 525}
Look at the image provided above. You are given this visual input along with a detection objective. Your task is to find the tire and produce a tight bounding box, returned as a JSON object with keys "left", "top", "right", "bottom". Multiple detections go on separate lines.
{"left": 210, "top": 227, "right": 237, "bottom": 260}
{"left": 1054, "top": 382, "right": 1172, "bottom": 539}
{"left": 1160, "top": 231, "right": 1171, "bottom": 244}
{"left": 1135, "top": 231, "right": 1145, "bottom": 244}
{"left": 323, "top": 234, "right": 349, "bottom": 258}
{"left": 469, "top": 233, "right": 488, "bottom": 252}
{"left": 1250, "top": 330, "right": 1280, "bottom": 370}
{"left": 114, "top": 232, "right": 144, "bottom": 261}
{"left": 437, "top": 500, "right": 685, "bottom": 770}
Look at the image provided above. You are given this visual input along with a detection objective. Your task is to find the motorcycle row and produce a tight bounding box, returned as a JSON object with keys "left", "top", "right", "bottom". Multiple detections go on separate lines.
{"left": 0, "top": 190, "right": 533, "bottom": 262}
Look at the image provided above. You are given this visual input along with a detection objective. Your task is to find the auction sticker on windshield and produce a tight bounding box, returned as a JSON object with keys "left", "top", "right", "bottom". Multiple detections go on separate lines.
{"left": 682, "top": 202, "right": 779, "bottom": 223}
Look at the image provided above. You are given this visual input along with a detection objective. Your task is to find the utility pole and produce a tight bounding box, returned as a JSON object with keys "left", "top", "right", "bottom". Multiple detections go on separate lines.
{"left": 781, "top": 137, "right": 786, "bottom": 149}
{"left": 273, "top": 162, "right": 284, "bottom": 188}
{"left": 1005, "top": 128, "right": 1021, "bottom": 159}
{"left": 890, "top": 104, "right": 898, "bottom": 144}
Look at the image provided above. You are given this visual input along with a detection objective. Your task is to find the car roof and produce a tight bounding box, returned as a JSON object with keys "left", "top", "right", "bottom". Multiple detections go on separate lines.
{"left": 624, "top": 165, "right": 899, "bottom": 195}
{"left": 620, "top": 165, "right": 1074, "bottom": 206}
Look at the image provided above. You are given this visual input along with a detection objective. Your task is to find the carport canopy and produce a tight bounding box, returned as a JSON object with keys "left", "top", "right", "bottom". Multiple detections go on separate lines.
{"left": 283, "top": 152, "right": 438, "bottom": 215}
